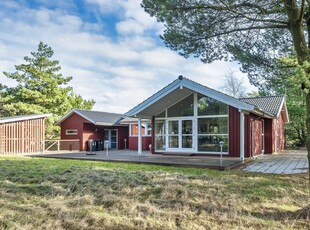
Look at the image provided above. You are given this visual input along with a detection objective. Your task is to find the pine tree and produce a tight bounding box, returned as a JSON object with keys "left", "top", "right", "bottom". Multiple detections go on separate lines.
{"left": 1, "top": 41, "right": 95, "bottom": 138}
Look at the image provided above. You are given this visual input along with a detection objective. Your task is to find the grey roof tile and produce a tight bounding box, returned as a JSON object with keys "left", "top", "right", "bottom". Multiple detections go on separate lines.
{"left": 74, "top": 109, "right": 125, "bottom": 125}
{"left": 239, "top": 95, "right": 284, "bottom": 117}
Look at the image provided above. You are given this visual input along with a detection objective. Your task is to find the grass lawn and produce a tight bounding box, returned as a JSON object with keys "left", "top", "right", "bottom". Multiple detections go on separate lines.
{"left": 0, "top": 156, "right": 309, "bottom": 230}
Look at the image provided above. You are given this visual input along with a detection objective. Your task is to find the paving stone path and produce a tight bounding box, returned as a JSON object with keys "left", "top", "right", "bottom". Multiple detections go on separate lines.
{"left": 243, "top": 150, "right": 308, "bottom": 174}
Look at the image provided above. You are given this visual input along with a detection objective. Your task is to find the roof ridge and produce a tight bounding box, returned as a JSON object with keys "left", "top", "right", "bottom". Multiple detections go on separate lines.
{"left": 74, "top": 108, "right": 124, "bottom": 116}
{"left": 182, "top": 75, "right": 239, "bottom": 100}
{"left": 240, "top": 95, "right": 285, "bottom": 100}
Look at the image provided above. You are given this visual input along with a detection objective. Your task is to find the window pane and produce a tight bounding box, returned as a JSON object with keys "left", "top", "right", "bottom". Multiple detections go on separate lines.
{"left": 198, "top": 118, "right": 228, "bottom": 134}
{"left": 197, "top": 94, "right": 227, "bottom": 116}
{"left": 155, "top": 120, "right": 165, "bottom": 135}
{"left": 146, "top": 123, "right": 152, "bottom": 136}
{"left": 198, "top": 136, "right": 228, "bottom": 152}
{"left": 182, "top": 136, "right": 192, "bottom": 148}
{"left": 168, "top": 121, "right": 179, "bottom": 134}
{"left": 155, "top": 136, "right": 165, "bottom": 150}
{"left": 182, "top": 120, "right": 192, "bottom": 134}
{"left": 156, "top": 110, "right": 166, "bottom": 118}
{"left": 130, "top": 124, "right": 146, "bottom": 136}
{"left": 167, "top": 94, "right": 194, "bottom": 117}
{"left": 168, "top": 136, "right": 178, "bottom": 148}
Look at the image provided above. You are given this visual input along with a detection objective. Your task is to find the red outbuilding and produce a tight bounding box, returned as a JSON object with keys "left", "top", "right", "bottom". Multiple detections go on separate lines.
{"left": 57, "top": 109, "right": 129, "bottom": 151}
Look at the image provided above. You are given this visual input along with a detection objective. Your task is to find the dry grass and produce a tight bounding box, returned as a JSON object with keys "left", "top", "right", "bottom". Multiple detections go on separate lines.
{"left": 0, "top": 156, "right": 309, "bottom": 229}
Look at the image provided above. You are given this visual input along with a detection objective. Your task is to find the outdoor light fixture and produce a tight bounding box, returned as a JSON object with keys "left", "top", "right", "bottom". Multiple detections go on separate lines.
{"left": 105, "top": 140, "right": 109, "bottom": 158}
{"left": 219, "top": 141, "right": 224, "bottom": 166}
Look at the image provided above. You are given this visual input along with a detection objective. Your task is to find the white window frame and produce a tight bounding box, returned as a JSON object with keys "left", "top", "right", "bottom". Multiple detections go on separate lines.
{"left": 129, "top": 123, "right": 152, "bottom": 137}
{"left": 66, "top": 129, "right": 78, "bottom": 135}
{"left": 154, "top": 92, "right": 229, "bottom": 154}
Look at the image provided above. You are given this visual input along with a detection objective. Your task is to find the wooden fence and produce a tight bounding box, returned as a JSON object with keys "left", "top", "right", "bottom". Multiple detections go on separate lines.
{"left": 0, "top": 118, "right": 45, "bottom": 154}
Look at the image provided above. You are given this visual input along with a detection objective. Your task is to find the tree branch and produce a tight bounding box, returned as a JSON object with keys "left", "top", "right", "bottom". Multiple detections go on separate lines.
{"left": 175, "top": 3, "right": 288, "bottom": 25}
{"left": 299, "top": 0, "right": 305, "bottom": 23}
{"left": 204, "top": 24, "right": 288, "bottom": 39}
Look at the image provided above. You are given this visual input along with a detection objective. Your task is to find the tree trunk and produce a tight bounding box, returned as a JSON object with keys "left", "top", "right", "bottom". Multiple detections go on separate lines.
{"left": 306, "top": 92, "right": 310, "bottom": 194}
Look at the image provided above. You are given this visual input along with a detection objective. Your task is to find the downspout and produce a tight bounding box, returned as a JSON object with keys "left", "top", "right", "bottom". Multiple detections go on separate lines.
{"left": 240, "top": 112, "right": 245, "bottom": 161}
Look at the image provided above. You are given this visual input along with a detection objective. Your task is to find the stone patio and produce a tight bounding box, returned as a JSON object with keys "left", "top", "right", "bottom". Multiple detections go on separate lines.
{"left": 243, "top": 149, "right": 308, "bottom": 174}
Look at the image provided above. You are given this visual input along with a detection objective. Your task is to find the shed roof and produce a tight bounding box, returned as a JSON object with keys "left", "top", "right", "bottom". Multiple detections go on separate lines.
{"left": 56, "top": 109, "right": 125, "bottom": 126}
{"left": 0, "top": 114, "right": 51, "bottom": 124}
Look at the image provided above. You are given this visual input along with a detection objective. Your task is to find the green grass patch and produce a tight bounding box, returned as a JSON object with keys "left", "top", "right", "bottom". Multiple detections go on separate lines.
{"left": 0, "top": 156, "right": 309, "bottom": 229}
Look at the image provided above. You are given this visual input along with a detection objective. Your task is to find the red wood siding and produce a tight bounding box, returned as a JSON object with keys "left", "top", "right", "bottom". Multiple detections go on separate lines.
{"left": 151, "top": 116, "right": 155, "bottom": 154}
{"left": 60, "top": 113, "right": 87, "bottom": 150}
{"left": 228, "top": 106, "right": 240, "bottom": 157}
{"left": 82, "top": 125, "right": 129, "bottom": 151}
{"left": 253, "top": 120, "right": 263, "bottom": 156}
{"left": 264, "top": 119, "right": 273, "bottom": 154}
{"left": 118, "top": 127, "right": 129, "bottom": 150}
{"left": 273, "top": 114, "right": 285, "bottom": 152}
{"left": 60, "top": 113, "right": 129, "bottom": 151}
{"left": 244, "top": 114, "right": 251, "bottom": 158}
{"left": 263, "top": 114, "right": 285, "bottom": 154}
{"left": 129, "top": 136, "right": 152, "bottom": 151}
{"left": 227, "top": 108, "right": 267, "bottom": 158}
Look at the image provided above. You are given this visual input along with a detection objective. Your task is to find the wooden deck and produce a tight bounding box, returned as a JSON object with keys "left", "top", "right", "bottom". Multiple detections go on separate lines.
{"left": 30, "top": 150, "right": 243, "bottom": 170}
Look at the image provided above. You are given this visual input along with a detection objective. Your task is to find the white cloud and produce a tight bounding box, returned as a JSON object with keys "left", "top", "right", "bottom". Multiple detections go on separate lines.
{"left": 0, "top": 0, "right": 256, "bottom": 114}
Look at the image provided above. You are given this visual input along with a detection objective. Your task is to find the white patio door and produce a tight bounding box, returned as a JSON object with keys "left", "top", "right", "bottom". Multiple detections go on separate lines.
{"left": 104, "top": 129, "right": 118, "bottom": 149}
{"left": 167, "top": 119, "right": 193, "bottom": 151}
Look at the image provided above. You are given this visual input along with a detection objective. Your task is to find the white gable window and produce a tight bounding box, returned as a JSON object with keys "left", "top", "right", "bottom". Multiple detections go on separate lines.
{"left": 66, "top": 129, "right": 78, "bottom": 135}
{"left": 154, "top": 93, "right": 229, "bottom": 153}
{"left": 130, "top": 123, "right": 152, "bottom": 136}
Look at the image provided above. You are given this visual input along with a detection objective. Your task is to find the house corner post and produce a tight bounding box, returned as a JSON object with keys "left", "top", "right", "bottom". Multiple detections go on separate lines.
{"left": 138, "top": 117, "right": 142, "bottom": 156}
{"left": 240, "top": 112, "right": 245, "bottom": 161}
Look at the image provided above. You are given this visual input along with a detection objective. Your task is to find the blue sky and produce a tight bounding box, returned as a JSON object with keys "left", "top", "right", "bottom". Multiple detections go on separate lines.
{"left": 0, "top": 0, "right": 256, "bottom": 113}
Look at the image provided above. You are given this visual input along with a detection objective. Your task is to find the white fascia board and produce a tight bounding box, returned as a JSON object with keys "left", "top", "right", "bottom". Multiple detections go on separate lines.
{"left": 56, "top": 109, "right": 96, "bottom": 126}
{"left": 276, "top": 96, "right": 289, "bottom": 123}
{"left": 125, "top": 77, "right": 256, "bottom": 118}
{"left": 0, "top": 114, "right": 51, "bottom": 124}
{"left": 73, "top": 109, "right": 97, "bottom": 124}
{"left": 55, "top": 110, "right": 75, "bottom": 125}
{"left": 125, "top": 79, "right": 182, "bottom": 117}
{"left": 182, "top": 79, "right": 254, "bottom": 111}
{"left": 95, "top": 122, "right": 114, "bottom": 126}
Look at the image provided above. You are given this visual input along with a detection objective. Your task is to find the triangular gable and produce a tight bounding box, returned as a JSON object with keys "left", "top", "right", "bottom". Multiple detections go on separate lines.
{"left": 56, "top": 109, "right": 125, "bottom": 126}
{"left": 56, "top": 109, "right": 95, "bottom": 125}
{"left": 125, "top": 76, "right": 255, "bottom": 118}
{"left": 240, "top": 95, "right": 289, "bottom": 122}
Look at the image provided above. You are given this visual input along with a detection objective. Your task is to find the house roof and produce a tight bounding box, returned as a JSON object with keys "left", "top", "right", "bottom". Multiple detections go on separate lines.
{"left": 0, "top": 114, "right": 51, "bottom": 124}
{"left": 125, "top": 76, "right": 285, "bottom": 119}
{"left": 125, "top": 76, "right": 257, "bottom": 118}
{"left": 240, "top": 96, "right": 284, "bottom": 117}
{"left": 240, "top": 96, "right": 289, "bottom": 122}
{"left": 56, "top": 109, "right": 125, "bottom": 126}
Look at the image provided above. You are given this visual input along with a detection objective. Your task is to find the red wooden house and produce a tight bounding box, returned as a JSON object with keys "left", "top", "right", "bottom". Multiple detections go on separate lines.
{"left": 57, "top": 109, "right": 128, "bottom": 151}
{"left": 125, "top": 76, "right": 289, "bottom": 160}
